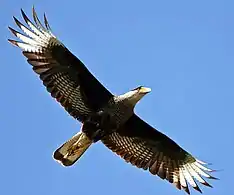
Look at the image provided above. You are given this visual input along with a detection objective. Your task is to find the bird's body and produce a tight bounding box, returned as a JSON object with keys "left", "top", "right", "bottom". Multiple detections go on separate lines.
{"left": 54, "top": 87, "right": 152, "bottom": 165}
{"left": 8, "top": 8, "right": 217, "bottom": 194}
{"left": 101, "top": 95, "right": 135, "bottom": 125}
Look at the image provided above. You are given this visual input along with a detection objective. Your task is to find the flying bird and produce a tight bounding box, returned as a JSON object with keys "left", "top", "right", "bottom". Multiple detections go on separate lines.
{"left": 8, "top": 8, "right": 217, "bottom": 194}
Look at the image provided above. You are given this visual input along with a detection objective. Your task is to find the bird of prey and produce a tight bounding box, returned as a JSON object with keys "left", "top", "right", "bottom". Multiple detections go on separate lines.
{"left": 8, "top": 7, "right": 217, "bottom": 194}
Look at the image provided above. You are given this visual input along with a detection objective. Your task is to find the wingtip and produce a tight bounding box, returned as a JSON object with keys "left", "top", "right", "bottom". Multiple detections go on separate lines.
{"left": 202, "top": 181, "right": 213, "bottom": 188}
{"left": 194, "top": 186, "right": 202, "bottom": 194}
{"left": 8, "top": 39, "right": 18, "bottom": 46}
{"left": 20, "top": 8, "right": 26, "bottom": 17}
{"left": 43, "top": 13, "right": 51, "bottom": 31}
{"left": 8, "top": 26, "right": 17, "bottom": 36}
{"left": 12, "top": 17, "right": 20, "bottom": 32}
{"left": 21, "top": 8, "right": 28, "bottom": 22}
{"left": 32, "top": 6, "right": 37, "bottom": 21}
{"left": 13, "top": 16, "right": 18, "bottom": 23}
{"left": 210, "top": 168, "right": 223, "bottom": 173}
{"left": 32, "top": 5, "right": 36, "bottom": 13}
{"left": 183, "top": 186, "right": 190, "bottom": 195}
{"left": 209, "top": 176, "right": 219, "bottom": 180}
{"left": 195, "top": 159, "right": 208, "bottom": 165}
{"left": 32, "top": 5, "right": 36, "bottom": 15}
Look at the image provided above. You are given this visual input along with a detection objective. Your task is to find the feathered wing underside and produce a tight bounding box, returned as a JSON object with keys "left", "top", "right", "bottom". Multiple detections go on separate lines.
{"left": 8, "top": 7, "right": 113, "bottom": 121}
{"left": 102, "top": 114, "right": 217, "bottom": 194}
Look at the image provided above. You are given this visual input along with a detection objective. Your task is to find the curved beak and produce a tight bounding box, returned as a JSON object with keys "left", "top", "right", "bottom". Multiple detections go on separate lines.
{"left": 139, "top": 87, "right": 151, "bottom": 94}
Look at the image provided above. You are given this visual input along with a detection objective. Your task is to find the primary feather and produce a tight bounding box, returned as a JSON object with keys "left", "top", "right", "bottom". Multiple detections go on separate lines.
{"left": 9, "top": 8, "right": 113, "bottom": 122}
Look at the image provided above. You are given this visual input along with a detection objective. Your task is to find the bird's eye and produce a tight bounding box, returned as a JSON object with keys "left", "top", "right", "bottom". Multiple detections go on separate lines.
{"left": 137, "top": 86, "right": 143, "bottom": 91}
{"left": 131, "top": 86, "right": 143, "bottom": 91}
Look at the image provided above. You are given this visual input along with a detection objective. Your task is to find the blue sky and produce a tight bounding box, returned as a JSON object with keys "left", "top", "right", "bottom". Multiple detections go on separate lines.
{"left": 1, "top": 0, "right": 233, "bottom": 194}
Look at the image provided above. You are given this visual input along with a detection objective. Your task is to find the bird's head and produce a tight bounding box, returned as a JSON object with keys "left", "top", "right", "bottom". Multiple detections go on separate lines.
{"left": 120, "top": 86, "right": 151, "bottom": 107}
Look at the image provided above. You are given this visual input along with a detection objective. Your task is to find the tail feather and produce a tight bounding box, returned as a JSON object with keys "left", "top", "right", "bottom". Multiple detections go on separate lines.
{"left": 53, "top": 128, "right": 92, "bottom": 166}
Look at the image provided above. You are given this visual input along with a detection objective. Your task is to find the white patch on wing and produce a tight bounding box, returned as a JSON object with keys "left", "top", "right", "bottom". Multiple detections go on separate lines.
{"left": 194, "top": 161, "right": 213, "bottom": 172}
{"left": 179, "top": 168, "right": 187, "bottom": 188}
{"left": 13, "top": 30, "right": 42, "bottom": 46}
{"left": 186, "top": 164, "right": 207, "bottom": 184}
{"left": 191, "top": 163, "right": 211, "bottom": 178}
{"left": 22, "top": 12, "right": 47, "bottom": 39}
{"left": 15, "top": 42, "right": 41, "bottom": 52}
{"left": 182, "top": 165, "right": 197, "bottom": 187}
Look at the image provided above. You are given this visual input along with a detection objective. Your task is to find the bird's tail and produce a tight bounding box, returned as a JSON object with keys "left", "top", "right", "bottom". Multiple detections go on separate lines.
{"left": 53, "top": 125, "right": 92, "bottom": 166}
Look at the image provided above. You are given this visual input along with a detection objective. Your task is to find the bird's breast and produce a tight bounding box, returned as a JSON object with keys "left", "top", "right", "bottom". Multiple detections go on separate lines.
{"left": 104, "top": 98, "right": 134, "bottom": 127}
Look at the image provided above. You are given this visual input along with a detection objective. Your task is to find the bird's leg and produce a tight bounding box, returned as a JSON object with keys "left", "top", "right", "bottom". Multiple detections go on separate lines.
{"left": 82, "top": 110, "right": 117, "bottom": 142}
{"left": 93, "top": 110, "right": 117, "bottom": 142}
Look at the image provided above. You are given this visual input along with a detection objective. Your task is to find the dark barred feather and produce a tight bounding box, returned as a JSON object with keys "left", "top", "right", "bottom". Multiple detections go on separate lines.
{"left": 8, "top": 7, "right": 113, "bottom": 121}
{"left": 102, "top": 114, "right": 217, "bottom": 194}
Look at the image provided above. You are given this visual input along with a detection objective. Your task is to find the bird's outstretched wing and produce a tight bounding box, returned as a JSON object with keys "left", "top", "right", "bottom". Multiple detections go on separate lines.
{"left": 102, "top": 114, "right": 217, "bottom": 194}
{"left": 8, "top": 8, "right": 113, "bottom": 121}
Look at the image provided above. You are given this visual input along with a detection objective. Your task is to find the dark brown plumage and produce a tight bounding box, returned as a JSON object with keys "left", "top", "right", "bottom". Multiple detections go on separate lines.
{"left": 8, "top": 7, "right": 217, "bottom": 194}
{"left": 9, "top": 8, "right": 113, "bottom": 122}
{"left": 102, "top": 114, "right": 216, "bottom": 194}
